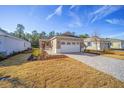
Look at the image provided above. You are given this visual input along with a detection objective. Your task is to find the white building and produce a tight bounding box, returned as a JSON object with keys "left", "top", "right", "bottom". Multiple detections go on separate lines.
{"left": 0, "top": 29, "right": 31, "bottom": 56}
{"left": 39, "top": 35, "right": 84, "bottom": 54}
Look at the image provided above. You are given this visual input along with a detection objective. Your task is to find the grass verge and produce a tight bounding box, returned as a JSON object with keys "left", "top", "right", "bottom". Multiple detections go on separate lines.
{"left": 104, "top": 54, "right": 124, "bottom": 60}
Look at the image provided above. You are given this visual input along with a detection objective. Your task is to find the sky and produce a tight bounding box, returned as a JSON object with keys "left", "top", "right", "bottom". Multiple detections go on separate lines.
{"left": 0, "top": 5, "right": 124, "bottom": 39}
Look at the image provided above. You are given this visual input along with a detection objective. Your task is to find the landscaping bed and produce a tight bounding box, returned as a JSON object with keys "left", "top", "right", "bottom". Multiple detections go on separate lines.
{"left": 28, "top": 48, "right": 67, "bottom": 61}
{"left": 84, "top": 49, "right": 103, "bottom": 55}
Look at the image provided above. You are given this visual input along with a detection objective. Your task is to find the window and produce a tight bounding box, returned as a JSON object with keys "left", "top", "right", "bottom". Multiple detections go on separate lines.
{"left": 57, "top": 41, "right": 61, "bottom": 49}
{"left": 88, "top": 42, "right": 92, "bottom": 46}
{"left": 67, "top": 42, "right": 71, "bottom": 45}
{"left": 24, "top": 42, "right": 26, "bottom": 47}
{"left": 61, "top": 42, "right": 65, "bottom": 45}
{"left": 109, "top": 43, "right": 111, "bottom": 46}
{"left": 118, "top": 44, "right": 121, "bottom": 48}
{"left": 72, "top": 42, "right": 75, "bottom": 45}
{"left": 77, "top": 42, "right": 79, "bottom": 45}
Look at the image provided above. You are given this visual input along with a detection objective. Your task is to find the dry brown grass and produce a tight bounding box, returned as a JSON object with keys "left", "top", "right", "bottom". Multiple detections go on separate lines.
{"left": 0, "top": 53, "right": 124, "bottom": 88}
{"left": 103, "top": 50, "right": 124, "bottom": 60}
{"left": 104, "top": 54, "right": 124, "bottom": 60}
{"left": 104, "top": 50, "right": 124, "bottom": 55}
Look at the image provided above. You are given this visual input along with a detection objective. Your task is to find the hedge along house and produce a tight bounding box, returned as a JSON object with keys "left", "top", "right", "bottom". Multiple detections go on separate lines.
{"left": 39, "top": 35, "right": 84, "bottom": 54}
{"left": 0, "top": 28, "right": 31, "bottom": 56}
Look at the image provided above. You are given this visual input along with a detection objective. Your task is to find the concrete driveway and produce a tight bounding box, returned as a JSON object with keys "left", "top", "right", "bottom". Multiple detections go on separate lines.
{"left": 65, "top": 53, "right": 124, "bottom": 82}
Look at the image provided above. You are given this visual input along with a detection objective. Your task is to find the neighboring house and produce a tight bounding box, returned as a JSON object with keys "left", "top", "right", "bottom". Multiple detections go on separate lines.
{"left": 39, "top": 35, "right": 84, "bottom": 53}
{"left": 106, "top": 38, "right": 124, "bottom": 49}
{"left": 84, "top": 37, "right": 111, "bottom": 51}
{"left": 0, "top": 29, "right": 31, "bottom": 56}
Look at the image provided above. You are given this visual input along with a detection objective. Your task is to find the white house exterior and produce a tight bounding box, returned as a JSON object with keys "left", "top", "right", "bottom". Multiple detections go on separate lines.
{"left": 39, "top": 35, "right": 84, "bottom": 54}
{"left": 0, "top": 29, "right": 31, "bottom": 56}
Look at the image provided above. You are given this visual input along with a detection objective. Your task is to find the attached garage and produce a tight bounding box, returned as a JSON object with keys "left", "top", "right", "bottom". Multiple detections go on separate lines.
{"left": 50, "top": 35, "right": 84, "bottom": 54}
{"left": 60, "top": 41, "right": 80, "bottom": 53}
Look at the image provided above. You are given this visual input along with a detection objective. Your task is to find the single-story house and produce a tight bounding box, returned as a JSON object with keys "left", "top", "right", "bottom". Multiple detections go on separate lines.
{"left": 106, "top": 38, "right": 124, "bottom": 49}
{"left": 39, "top": 35, "right": 84, "bottom": 54}
{"left": 0, "top": 29, "right": 31, "bottom": 56}
{"left": 84, "top": 37, "right": 111, "bottom": 51}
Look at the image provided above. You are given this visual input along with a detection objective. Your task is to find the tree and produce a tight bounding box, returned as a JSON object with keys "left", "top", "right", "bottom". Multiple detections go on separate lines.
{"left": 25, "top": 33, "right": 32, "bottom": 41}
{"left": 63, "top": 31, "right": 74, "bottom": 36}
{"left": 49, "top": 31, "right": 55, "bottom": 37}
{"left": 10, "top": 32, "right": 15, "bottom": 36}
{"left": 31, "top": 30, "right": 40, "bottom": 47}
{"left": 56, "top": 32, "right": 60, "bottom": 36}
{"left": 56, "top": 32, "right": 62, "bottom": 36}
{"left": 14, "top": 24, "right": 25, "bottom": 39}
{"left": 40, "top": 31, "right": 46, "bottom": 38}
{"left": 80, "top": 34, "right": 89, "bottom": 38}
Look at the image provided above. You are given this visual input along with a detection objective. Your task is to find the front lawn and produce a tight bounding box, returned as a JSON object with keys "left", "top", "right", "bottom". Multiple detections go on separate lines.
{"left": 0, "top": 52, "right": 124, "bottom": 88}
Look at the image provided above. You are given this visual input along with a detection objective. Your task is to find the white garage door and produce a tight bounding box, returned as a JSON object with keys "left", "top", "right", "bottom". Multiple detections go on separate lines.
{"left": 60, "top": 44, "right": 80, "bottom": 53}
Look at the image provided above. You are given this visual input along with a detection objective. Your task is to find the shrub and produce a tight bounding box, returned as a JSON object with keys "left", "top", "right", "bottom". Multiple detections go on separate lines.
{"left": 103, "top": 50, "right": 114, "bottom": 54}
{"left": 84, "top": 49, "right": 102, "bottom": 55}
{"left": 0, "top": 52, "right": 6, "bottom": 60}
{"left": 32, "top": 48, "right": 42, "bottom": 57}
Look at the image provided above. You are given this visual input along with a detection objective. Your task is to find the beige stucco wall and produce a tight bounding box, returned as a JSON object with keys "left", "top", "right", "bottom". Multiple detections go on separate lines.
{"left": 51, "top": 38, "right": 84, "bottom": 53}
{"left": 84, "top": 40, "right": 110, "bottom": 51}
{"left": 84, "top": 41, "right": 101, "bottom": 50}
{"left": 51, "top": 38, "right": 57, "bottom": 53}
{"left": 111, "top": 42, "right": 122, "bottom": 49}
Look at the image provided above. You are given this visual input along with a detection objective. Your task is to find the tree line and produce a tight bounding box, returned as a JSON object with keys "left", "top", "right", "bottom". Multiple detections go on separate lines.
{"left": 10, "top": 24, "right": 89, "bottom": 48}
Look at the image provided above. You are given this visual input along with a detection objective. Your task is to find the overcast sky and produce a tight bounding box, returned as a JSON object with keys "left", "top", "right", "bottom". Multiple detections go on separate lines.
{"left": 0, "top": 5, "right": 124, "bottom": 39}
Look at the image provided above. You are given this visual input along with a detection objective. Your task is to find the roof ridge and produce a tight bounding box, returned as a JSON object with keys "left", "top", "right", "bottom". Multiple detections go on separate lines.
{"left": 0, "top": 28, "right": 30, "bottom": 42}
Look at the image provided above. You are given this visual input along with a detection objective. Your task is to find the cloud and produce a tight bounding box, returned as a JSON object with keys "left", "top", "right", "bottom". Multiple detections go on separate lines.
{"left": 89, "top": 5, "right": 122, "bottom": 23}
{"left": 68, "top": 12, "right": 82, "bottom": 28}
{"left": 28, "top": 6, "right": 38, "bottom": 16}
{"left": 46, "top": 6, "right": 63, "bottom": 20}
{"left": 69, "top": 5, "right": 76, "bottom": 10}
{"left": 105, "top": 19, "right": 124, "bottom": 26}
